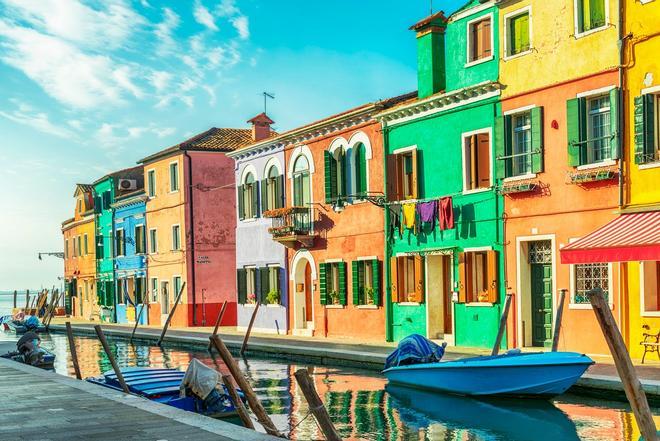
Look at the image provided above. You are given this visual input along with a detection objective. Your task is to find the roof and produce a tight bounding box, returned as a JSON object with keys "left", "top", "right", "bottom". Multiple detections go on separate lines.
{"left": 247, "top": 113, "right": 275, "bottom": 124}
{"left": 139, "top": 127, "right": 257, "bottom": 164}
{"left": 560, "top": 211, "right": 660, "bottom": 263}
{"left": 410, "top": 11, "right": 448, "bottom": 31}
{"left": 73, "top": 184, "right": 93, "bottom": 197}
{"left": 93, "top": 165, "right": 143, "bottom": 186}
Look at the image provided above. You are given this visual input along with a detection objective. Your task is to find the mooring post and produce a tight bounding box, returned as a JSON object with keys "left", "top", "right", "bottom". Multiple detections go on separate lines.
{"left": 24, "top": 289, "right": 30, "bottom": 311}
{"left": 587, "top": 288, "right": 658, "bottom": 441}
{"left": 492, "top": 293, "right": 513, "bottom": 356}
{"left": 157, "top": 282, "right": 186, "bottom": 347}
{"left": 221, "top": 374, "right": 255, "bottom": 429}
{"left": 207, "top": 300, "right": 228, "bottom": 352}
{"left": 129, "top": 303, "right": 145, "bottom": 344}
{"left": 94, "top": 325, "right": 130, "bottom": 394}
{"left": 552, "top": 289, "right": 568, "bottom": 352}
{"left": 45, "top": 290, "right": 62, "bottom": 331}
{"left": 294, "top": 368, "right": 342, "bottom": 441}
{"left": 65, "top": 322, "right": 82, "bottom": 380}
{"left": 241, "top": 301, "right": 261, "bottom": 356}
{"left": 209, "top": 335, "right": 284, "bottom": 437}
{"left": 13, "top": 290, "right": 17, "bottom": 309}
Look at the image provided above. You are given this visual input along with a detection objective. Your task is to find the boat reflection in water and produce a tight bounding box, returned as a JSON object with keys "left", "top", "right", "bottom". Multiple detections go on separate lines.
{"left": 386, "top": 384, "right": 580, "bottom": 441}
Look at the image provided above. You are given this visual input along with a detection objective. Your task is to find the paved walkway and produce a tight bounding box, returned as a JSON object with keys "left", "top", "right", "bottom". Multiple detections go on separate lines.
{"left": 0, "top": 357, "right": 277, "bottom": 441}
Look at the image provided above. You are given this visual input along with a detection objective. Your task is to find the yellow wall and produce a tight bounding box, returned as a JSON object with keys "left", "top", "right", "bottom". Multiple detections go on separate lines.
{"left": 144, "top": 153, "right": 188, "bottom": 326}
{"left": 499, "top": 0, "right": 619, "bottom": 97}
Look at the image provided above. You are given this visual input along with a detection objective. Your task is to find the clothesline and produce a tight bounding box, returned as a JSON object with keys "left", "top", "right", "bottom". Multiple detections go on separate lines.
{"left": 384, "top": 190, "right": 495, "bottom": 206}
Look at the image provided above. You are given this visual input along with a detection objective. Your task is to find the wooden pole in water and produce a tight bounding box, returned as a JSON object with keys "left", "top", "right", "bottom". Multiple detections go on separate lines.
{"left": 65, "top": 322, "right": 82, "bottom": 380}
{"left": 551, "top": 289, "right": 567, "bottom": 352}
{"left": 294, "top": 368, "right": 342, "bottom": 441}
{"left": 13, "top": 290, "right": 17, "bottom": 309}
{"left": 157, "top": 282, "right": 186, "bottom": 347}
{"left": 45, "top": 290, "right": 62, "bottom": 330}
{"left": 94, "top": 325, "right": 130, "bottom": 394}
{"left": 207, "top": 300, "right": 228, "bottom": 352}
{"left": 129, "top": 303, "right": 145, "bottom": 344}
{"left": 221, "top": 374, "right": 254, "bottom": 430}
{"left": 241, "top": 301, "right": 260, "bottom": 356}
{"left": 492, "top": 293, "right": 513, "bottom": 356}
{"left": 24, "top": 289, "right": 30, "bottom": 311}
{"left": 587, "top": 288, "right": 658, "bottom": 441}
{"left": 209, "top": 335, "right": 284, "bottom": 438}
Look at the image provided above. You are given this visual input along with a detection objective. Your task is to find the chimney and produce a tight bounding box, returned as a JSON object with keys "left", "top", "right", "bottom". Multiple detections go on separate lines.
{"left": 247, "top": 113, "right": 275, "bottom": 142}
{"left": 410, "top": 11, "right": 447, "bottom": 99}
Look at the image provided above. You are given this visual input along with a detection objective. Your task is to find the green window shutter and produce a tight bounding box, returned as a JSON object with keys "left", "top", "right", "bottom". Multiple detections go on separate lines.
{"left": 252, "top": 182, "right": 260, "bottom": 218}
{"left": 237, "top": 185, "right": 245, "bottom": 220}
{"left": 260, "top": 179, "right": 268, "bottom": 211}
{"left": 372, "top": 259, "right": 381, "bottom": 306}
{"left": 276, "top": 175, "right": 284, "bottom": 208}
{"left": 609, "top": 88, "right": 620, "bottom": 160}
{"left": 494, "top": 116, "right": 507, "bottom": 179}
{"left": 351, "top": 261, "right": 360, "bottom": 305}
{"left": 644, "top": 94, "right": 656, "bottom": 162}
{"left": 237, "top": 269, "right": 247, "bottom": 304}
{"left": 324, "top": 151, "right": 335, "bottom": 203}
{"left": 319, "top": 263, "right": 327, "bottom": 305}
{"left": 339, "top": 262, "right": 347, "bottom": 306}
{"left": 293, "top": 175, "right": 301, "bottom": 206}
{"left": 358, "top": 144, "right": 367, "bottom": 195}
{"left": 530, "top": 106, "right": 544, "bottom": 173}
{"left": 259, "top": 267, "right": 269, "bottom": 304}
{"left": 339, "top": 151, "right": 347, "bottom": 198}
{"left": 566, "top": 97, "right": 585, "bottom": 166}
{"left": 634, "top": 95, "right": 647, "bottom": 164}
{"left": 519, "top": 13, "right": 530, "bottom": 52}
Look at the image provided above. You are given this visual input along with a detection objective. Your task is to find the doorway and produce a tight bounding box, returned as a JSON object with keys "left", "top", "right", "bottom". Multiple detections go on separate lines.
{"left": 292, "top": 250, "right": 316, "bottom": 336}
{"left": 426, "top": 254, "right": 454, "bottom": 345}
{"left": 527, "top": 240, "right": 553, "bottom": 348}
{"left": 161, "top": 281, "right": 170, "bottom": 322}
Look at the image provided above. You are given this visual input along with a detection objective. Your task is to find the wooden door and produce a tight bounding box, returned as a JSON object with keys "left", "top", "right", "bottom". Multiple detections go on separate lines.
{"left": 304, "top": 262, "right": 312, "bottom": 322}
{"left": 443, "top": 256, "right": 453, "bottom": 334}
{"left": 531, "top": 263, "right": 553, "bottom": 347}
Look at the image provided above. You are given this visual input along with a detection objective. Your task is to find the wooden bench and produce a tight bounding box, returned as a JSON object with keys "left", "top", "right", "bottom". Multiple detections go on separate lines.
{"left": 641, "top": 330, "right": 660, "bottom": 363}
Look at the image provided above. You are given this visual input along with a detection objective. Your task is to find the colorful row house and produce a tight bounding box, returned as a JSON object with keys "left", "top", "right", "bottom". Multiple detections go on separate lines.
{"left": 61, "top": 184, "right": 96, "bottom": 318}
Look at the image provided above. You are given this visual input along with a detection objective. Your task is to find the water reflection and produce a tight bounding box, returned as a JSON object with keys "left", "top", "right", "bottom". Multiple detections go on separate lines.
{"left": 1, "top": 331, "right": 656, "bottom": 440}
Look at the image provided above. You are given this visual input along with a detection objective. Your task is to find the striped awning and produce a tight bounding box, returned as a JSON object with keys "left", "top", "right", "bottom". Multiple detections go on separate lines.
{"left": 560, "top": 211, "right": 660, "bottom": 264}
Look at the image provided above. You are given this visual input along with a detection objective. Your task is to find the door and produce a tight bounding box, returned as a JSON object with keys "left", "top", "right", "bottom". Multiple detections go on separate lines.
{"left": 161, "top": 281, "right": 170, "bottom": 315}
{"left": 443, "top": 257, "right": 453, "bottom": 334}
{"left": 531, "top": 263, "right": 553, "bottom": 347}
{"left": 304, "top": 262, "right": 312, "bottom": 322}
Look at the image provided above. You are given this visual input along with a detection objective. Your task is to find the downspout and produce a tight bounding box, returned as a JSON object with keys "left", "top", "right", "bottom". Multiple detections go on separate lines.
{"left": 382, "top": 122, "right": 393, "bottom": 342}
{"left": 617, "top": 0, "right": 626, "bottom": 337}
{"left": 184, "top": 151, "right": 197, "bottom": 325}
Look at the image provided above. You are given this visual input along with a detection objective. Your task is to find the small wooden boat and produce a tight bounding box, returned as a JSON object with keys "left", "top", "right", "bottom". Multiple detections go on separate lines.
{"left": 0, "top": 333, "right": 55, "bottom": 369}
{"left": 86, "top": 367, "right": 246, "bottom": 418}
{"left": 3, "top": 321, "right": 46, "bottom": 334}
{"left": 383, "top": 350, "right": 594, "bottom": 397}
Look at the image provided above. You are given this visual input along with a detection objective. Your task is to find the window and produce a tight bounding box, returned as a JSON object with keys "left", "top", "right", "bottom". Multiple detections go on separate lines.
{"left": 64, "top": 239, "right": 69, "bottom": 259}
{"left": 353, "top": 143, "right": 368, "bottom": 197}
{"left": 116, "top": 229, "right": 125, "bottom": 256}
{"left": 387, "top": 149, "right": 418, "bottom": 201}
{"left": 576, "top": 0, "right": 606, "bottom": 34}
{"left": 587, "top": 95, "right": 611, "bottom": 163}
{"left": 83, "top": 234, "right": 88, "bottom": 255}
{"left": 161, "top": 280, "right": 170, "bottom": 313}
{"left": 352, "top": 259, "right": 380, "bottom": 306}
{"left": 264, "top": 166, "right": 283, "bottom": 211}
{"left": 572, "top": 263, "right": 609, "bottom": 304}
{"left": 634, "top": 93, "right": 659, "bottom": 164}
{"left": 238, "top": 172, "right": 258, "bottom": 220}
{"left": 324, "top": 147, "right": 347, "bottom": 203}
{"left": 77, "top": 199, "right": 82, "bottom": 213}
{"left": 468, "top": 16, "right": 492, "bottom": 63}
{"left": 237, "top": 267, "right": 258, "bottom": 304}
{"left": 391, "top": 255, "right": 424, "bottom": 303}
{"left": 169, "top": 162, "right": 179, "bottom": 192}
{"left": 96, "top": 235, "right": 103, "bottom": 258}
{"left": 171, "top": 225, "right": 180, "bottom": 250}
{"left": 463, "top": 131, "right": 492, "bottom": 191}
{"left": 173, "top": 276, "right": 183, "bottom": 299}
{"left": 135, "top": 277, "right": 146, "bottom": 304}
{"left": 135, "top": 225, "right": 146, "bottom": 254}
{"left": 497, "top": 108, "right": 543, "bottom": 179}
{"left": 293, "top": 155, "right": 311, "bottom": 207}
{"left": 102, "top": 191, "right": 111, "bottom": 210}
{"left": 149, "top": 228, "right": 157, "bottom": 254}
{"left": 267, "top": 266, "right": 279, "bottom": 299}
{"left": 319, "top": 261, "right": 347, "bottom": 306}
{"left": 458, "top": 250, "right": 498, "bottom": 303}
{"left": 567, "top": 89, "right": 619, "bottom": 166}
{"left": 72, "top": 237, "right": 77, "bottom": 257}
{"left": 147, "top": 169, "right": 156, "bottom": 197}
{"left": 507, "top": 11, "right": 530, "bottom": 56}
{"left": 150, "top": 277, "right": 159, "bottom": 303}
{"left": 642, "top": 261, "right": 660, "bottom": 313}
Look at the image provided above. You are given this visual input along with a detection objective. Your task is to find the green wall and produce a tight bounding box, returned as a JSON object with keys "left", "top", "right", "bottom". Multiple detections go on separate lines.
{"left": 94, "top": 177, "right": 115, "bottom": 311}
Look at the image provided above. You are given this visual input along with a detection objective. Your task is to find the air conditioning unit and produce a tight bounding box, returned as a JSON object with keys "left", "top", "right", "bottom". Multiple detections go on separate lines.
{"left": 118, "top": 179, "right": 137, "bottom": 191}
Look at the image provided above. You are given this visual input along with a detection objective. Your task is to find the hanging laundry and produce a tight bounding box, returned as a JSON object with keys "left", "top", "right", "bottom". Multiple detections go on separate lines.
{"left": 417, "top": 200, "right": 438, "bottom": 230}
{"left": 389, "top": 204, "right": 403, "bottom": 241}
{"left": 439, "top": 196, "right": 454, "bottom": 230}
{"left": 402, "top": 203, "right": 417, "bottom": 232}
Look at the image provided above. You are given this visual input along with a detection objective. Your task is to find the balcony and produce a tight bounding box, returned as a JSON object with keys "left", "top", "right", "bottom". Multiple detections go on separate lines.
{"left": 263, "top": 206, "right": 316, "bottom": 248}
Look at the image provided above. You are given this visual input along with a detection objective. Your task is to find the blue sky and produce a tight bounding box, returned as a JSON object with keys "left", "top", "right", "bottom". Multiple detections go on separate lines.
{"left": 0, "top": 0, "right": 465, "bottom": 290}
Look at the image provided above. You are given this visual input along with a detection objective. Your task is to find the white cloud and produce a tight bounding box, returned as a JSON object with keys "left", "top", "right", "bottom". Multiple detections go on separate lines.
{"left": 67, "top": 119, "right": 83, "bottom": 130}
{"left": 231, "top": 16, "right": 249, "bottom": 40}
{"left": 0, "top": 105, "right": 75, "bottom": 139}
{"left": 215, "top": 0, "right": 239, "bottom": 17}
{"left": 154, "top": 7, "right": 180, "bottom": 53}
{"left": 149, "top": 71, "right": 172, "bottom": 93}
{"left": 193, "top": 1, "right": 218, "bottom": 31}
{"left": 113, "top": 66, "right": 144, "bottom": 99}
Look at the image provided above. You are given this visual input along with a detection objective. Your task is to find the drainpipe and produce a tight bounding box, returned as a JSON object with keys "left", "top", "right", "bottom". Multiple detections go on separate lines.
{"left": 184, "top": 151, "right": 197, "bottom": 325}
{"left": 382, "top": 123, "right": 394, "bottom": 342}
{"left": 617, "top": 0, "right": 625, "bottom": 210}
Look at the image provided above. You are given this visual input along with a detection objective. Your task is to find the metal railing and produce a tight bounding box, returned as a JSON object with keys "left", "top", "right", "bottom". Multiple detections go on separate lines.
{"left": 266, "top": 207, "right": 314, "bottom": 237}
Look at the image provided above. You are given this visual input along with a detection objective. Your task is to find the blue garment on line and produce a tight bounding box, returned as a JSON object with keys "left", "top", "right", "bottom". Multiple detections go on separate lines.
{"left": 384, "top": 334, "right": 446, "bottom": 369}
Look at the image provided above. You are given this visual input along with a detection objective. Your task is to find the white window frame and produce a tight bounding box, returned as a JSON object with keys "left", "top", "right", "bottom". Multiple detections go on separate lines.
{"left": 503, "top": 6, "right": 533, "bottom": 60}
{"left": 149, "top": 228, "right": 158, "bottom": 254}
{"left": 169, "top": 160, "right": 179, "bottom": 193}
{"left": 172, "top": 275, "right": 183, "bottom": 298}
{"left": 83, "top": 233, "right": 88, "bottom": 255}
{"left": 573, "top": 0, "right": 610, "bottom": 39}
{"left": 171, "top": 224, "right": 180, "bottom": 251}
{"left": 640, "top": 261, "right": 660, "bottom": 317}
{"left": 461, "top": 127, "right": 494, "bottom": 195}
{"left": 147, "top": 168, "right": 156, "bottom": 198}
{"left": 639, "top": 87, "right": 660, "bottom": 169}
{"left": 135, "top": 224, "right": 145, "bottom": 255}
{"left": 150, "top": 277, "right": 159, "bottom": 303}
{"left": 465, "top": 12, "right": 495, "bottom": 68}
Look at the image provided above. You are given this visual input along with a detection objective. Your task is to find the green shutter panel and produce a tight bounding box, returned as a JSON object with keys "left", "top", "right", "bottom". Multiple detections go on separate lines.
{"left": 354, "top": 147, "right": 362, "bottom": 196}
{"left": 372, "top": 259, "right": 381, "bottom": 306}
{"left": 339, "top": 262, "right": 347, "bottom": 306}
{"left": 319, "top": 263, "right": 327, "bottom": 305}
{"left": 339, "top": 152, "right": 347, "bottom": 198}
{"left": 324, "top": 151, "right": 334, "bottom": 204}
{"left": 260, "top": 179, "right": 268, "bottom": 211}
{"left": 644, "top": 94, "right": 656, "bottom": 162}
{"left": 237, "top": 269, "right": 247, "bottom": 304}
{"left": 259, "top": 267, "right": 269, "bottom": 304}
{"left": 609, "top": 88, "right": 620, "bottom": 160}
{"left": 293, "top": 175, "right": 301, "bottom": 206}
{"left": 351, "top": 261, "right": 360, "bottom": 305}
{"left": 252, "top": 182, "right": 260, "bottom": 218}
{"left": 530, "top": 106, "right": 544, "bottom": 173}
{"left": 566, "top": 97, "right": 584, "bottom": 166}
{"left": 276, "top": 175, "right": 284, "bottom": 208}
{"left": 494, "top": 116, "right": 507, "bottom": 179}
{"left": 237, "top": 185, "right": 245, "bottom": 220}
{"left": 634, "top": 96, "right": 647, "bottom": 164}
{"left": 359, "top": 145, "right": 367, "bottom": 195}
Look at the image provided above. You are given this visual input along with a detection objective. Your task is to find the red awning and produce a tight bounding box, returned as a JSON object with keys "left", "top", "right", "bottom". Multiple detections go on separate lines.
{"left": 560, "top": 211, "right": 660, "bottom": 264}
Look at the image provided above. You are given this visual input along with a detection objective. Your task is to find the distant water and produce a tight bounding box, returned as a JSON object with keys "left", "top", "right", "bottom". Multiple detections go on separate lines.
{"left": 0, "top": 291, "right": 40, "bottom": 316}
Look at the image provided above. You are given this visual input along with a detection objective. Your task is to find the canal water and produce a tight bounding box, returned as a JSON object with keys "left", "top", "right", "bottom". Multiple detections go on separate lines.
{"left": 0, "top": 312, "right": 657, "bottom": 439}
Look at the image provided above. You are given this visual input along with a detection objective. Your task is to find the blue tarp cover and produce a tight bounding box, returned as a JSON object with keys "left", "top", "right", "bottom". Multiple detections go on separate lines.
{"left": 385, "top": 334, "right": 446, "bottom": 369}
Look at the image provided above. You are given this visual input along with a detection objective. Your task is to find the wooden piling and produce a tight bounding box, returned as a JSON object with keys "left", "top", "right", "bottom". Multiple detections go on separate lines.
{"left": 24, "top": 289, "right": 30, "bottom": 311}
{"left": 13, "top": 290, "right": 17, "bottom": 309}
{"left": 294, "top": 368, "right": 342, "bottom": 441}
{"left": 221, "top": 374, "right": 254, "bottom": 430}
{"left": 241, "top": 302, "right": 260, "bottom": 356}
{"left": 65, "top": 322, "right": 82, "bottom": 380}
{"left": 157, "top": 282, "right": 186, "bottom": 347}
{"left": 552, "top": 289, "right": 567, "bottom": 352}
{"left": 94, "top": 325, "right": 130, "bottom": 394}
{"left": 209, "top": 335, "right": 284, "bottom": 438}
{"left": 207, "top": 300, "right": 228, "bottom": 352}
{"left": 45, "top": 290, "right": 62, "bottom": 331}
{"left": 491, "top": 293, "right": 513, "bottom": 356}
{"left": 129, "top": 303, "right": 145, "bottom": 343}
{"left": 587, "top": 288, "right": 658, "bottom": 441}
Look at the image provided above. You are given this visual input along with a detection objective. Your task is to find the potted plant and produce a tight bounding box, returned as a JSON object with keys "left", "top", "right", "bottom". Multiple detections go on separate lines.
{"left": 265, "top": 289, "right": 280, "bottom": 305}
{"left": 247, "top": 293, "right": 256, "bottom": 304}
{"left": 407, "top": 293, "right": 416, "bottom": 303}
{"left": 329, "top": 291, "right": 340, "bottom": 305}
{"left": 364, "top": 287, "right": 375, "bottom": 305}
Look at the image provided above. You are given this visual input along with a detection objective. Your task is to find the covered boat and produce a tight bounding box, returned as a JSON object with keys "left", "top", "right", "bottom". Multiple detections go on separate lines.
{"left": 0, "top": 331, "right": 55, "bottom": 369}
{"left": 86, "top": 360, "right": 246, "bottom": 418}
{"left": 3, "top": 315, "right": 46, "bottom": 334}
{"left": 383, "top": 335, "right": 593, "bottom": 397}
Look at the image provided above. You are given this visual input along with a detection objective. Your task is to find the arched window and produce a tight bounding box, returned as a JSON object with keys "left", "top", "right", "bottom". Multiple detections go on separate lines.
{"left": 238, "top": 171, "right": 258, "bottom": 220}
{"left": 353, "top": 142, "right": 367, "bottom": 196}
{"left": 293, "top": 155, "right": 310, "bottom": 206}
{"left": 264, "top": 165, "right": 282, "bottom": 211}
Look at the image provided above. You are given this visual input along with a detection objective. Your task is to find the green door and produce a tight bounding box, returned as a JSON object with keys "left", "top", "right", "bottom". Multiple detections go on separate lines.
{"left": 531, "top": 263, "right": 553, "bottom": 347}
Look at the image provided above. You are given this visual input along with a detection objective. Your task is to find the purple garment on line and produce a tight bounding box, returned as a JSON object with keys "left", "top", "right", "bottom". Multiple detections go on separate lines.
{"left": 416, "top": 200, "right": 437, "bottom": 229}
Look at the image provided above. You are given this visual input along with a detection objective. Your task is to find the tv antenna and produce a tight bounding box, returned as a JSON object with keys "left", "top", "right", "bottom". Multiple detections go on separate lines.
{"left": 430, "top": 0, "right": 433, "bottom": 14}
{"left": 262, "top": 92, "right": 275, "bottom": 114}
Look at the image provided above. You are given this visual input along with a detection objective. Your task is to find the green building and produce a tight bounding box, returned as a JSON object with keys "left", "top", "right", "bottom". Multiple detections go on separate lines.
{"left": 378, "top": 3, "right": 505, "bottom": 348}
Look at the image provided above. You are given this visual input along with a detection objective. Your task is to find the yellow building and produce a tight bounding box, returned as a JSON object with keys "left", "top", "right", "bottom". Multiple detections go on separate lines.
{"left": 61, "top": 184, "right": 97, "bottom": 319}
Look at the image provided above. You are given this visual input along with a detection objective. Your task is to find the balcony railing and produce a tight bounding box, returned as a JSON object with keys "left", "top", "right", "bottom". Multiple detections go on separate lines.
{"left": 263, "top": 206, "right": 315, "bottom": 247}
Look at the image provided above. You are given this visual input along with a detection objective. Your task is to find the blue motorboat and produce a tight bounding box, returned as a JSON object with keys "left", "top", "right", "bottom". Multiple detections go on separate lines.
{"left": 383, "top": 335, "right": 593, "bottom": 397}
{"left": 87, "top": 365, "right": 246, "bottom": 418}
